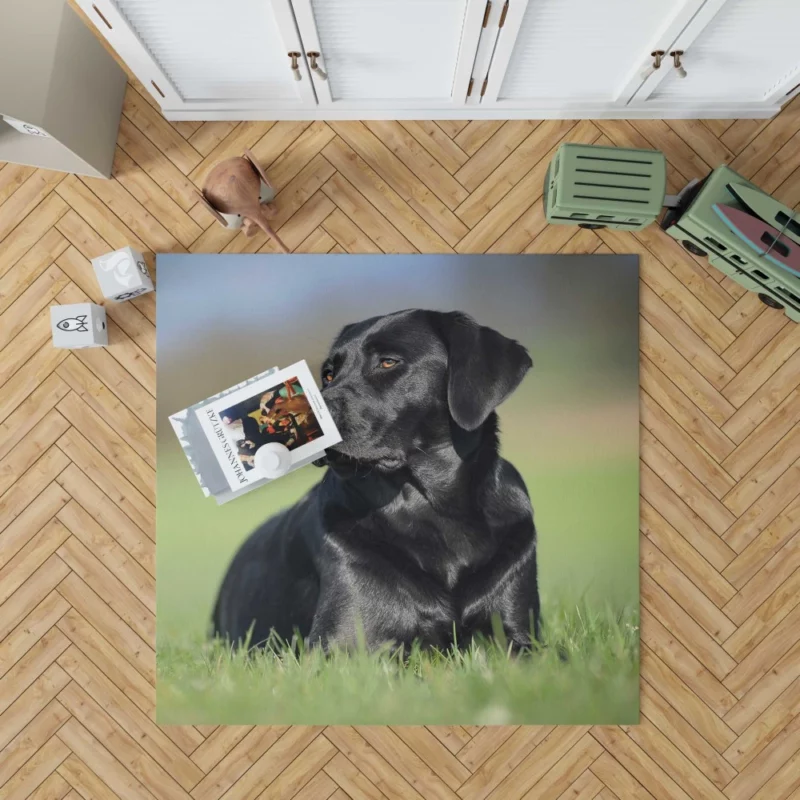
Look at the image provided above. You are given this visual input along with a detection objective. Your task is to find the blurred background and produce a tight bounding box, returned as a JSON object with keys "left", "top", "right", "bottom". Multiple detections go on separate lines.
{"left": 156, "top": 254, "right": 639, "bottom": 648}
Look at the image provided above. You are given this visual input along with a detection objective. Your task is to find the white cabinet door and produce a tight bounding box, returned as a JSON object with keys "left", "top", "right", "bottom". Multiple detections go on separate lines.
{"left": 479, "top": 0, "right": 707, "bottom": 111}
{"left": 631, "top": 0, "right": 800, "bottom": 109}
{"left": 289, "top": 0, "right": 486, "bottom": 109}
{"left": 75, "top": 0, "right": 316, "bottom": 112}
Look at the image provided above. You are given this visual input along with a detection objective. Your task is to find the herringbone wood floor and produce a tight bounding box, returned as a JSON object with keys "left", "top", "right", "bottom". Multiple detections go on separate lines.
{"left": 3, "top": 68, "right": 800, "bottom": 799}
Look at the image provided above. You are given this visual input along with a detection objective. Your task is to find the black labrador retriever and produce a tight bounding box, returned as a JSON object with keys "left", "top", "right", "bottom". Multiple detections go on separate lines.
{"left": 212, "top": 309, "right": 539, "bottom": 651}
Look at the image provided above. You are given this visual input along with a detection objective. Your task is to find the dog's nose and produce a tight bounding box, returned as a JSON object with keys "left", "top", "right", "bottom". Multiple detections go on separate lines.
{"left": 322, "top": 392, "right": 343, "bottom": 423}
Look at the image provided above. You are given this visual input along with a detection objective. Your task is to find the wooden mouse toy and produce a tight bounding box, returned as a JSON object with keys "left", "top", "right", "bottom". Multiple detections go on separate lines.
{"left": 196, "top": 149, "right": 289, "bottom": 253}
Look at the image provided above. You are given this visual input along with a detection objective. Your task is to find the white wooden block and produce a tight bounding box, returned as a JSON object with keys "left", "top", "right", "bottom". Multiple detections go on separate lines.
{"left": 91, "top": 246, "right": 154, "bottom": 301}
{"left": 51, "top": 303, "right": 107, "bottom": 348}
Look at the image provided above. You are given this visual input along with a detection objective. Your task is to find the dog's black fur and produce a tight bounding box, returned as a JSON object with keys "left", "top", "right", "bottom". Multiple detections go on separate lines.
{"left": 212, "top": 309, "right": 539, "bottom": 651}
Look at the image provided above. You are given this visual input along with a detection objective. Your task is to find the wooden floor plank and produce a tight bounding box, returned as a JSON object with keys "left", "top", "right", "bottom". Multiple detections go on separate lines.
{"left": 0, "top": 589, "right": 68, "bottom": 681}
{"left": 454, "top": 121, "right": 538, "bottom": 192}
{"left": 454, "top": 120, "right": 576, "bottom": 230}
{"left": 639, "top": 643, "right": 737, "bottom": 752}
{"left": 55, "top": 427, "right": 154, "bottom": 536}
{"left": 638, "top": 680, "right": 737, "bottom": 790}
{"left": 642, "top": 572, "right": 738, "bottom": 682}
{"left": 640, "top": 501, "right": 736, "bottom": 609}
{"left": 728, "top": 489, "right": 800, "bottom": 578}
{"left": 55, "top": 393, "right": 154, "bottom": 503}
{"left": 0, "top": 627, "right": 70, "bottom": 718}
{"left": 0, "top": 733, "right": 70, "bottom": 800}
{"left": 0, "top": 229, "right": 69, "bottom": 316}
{"left": 0, "top": 698, "right": 71, "bottom": 787}
{"left": 0, "top": 194, "right": 68, "bottom": 279}
{"left": 57, "top": 752, "right": 125, "bottom": 800}
{"left": 262, "top": 122, "right": 335, "bottom": 191}
{"left": 122, "top": 85, "right": 202, "bottom": 177}
{"left": 640, "top": 463, "right": 736, "bottom": 572}
{"left": 590, "top": 726, "right": 695, "bottom": 800}
{"left": 641, "top": 535, "right": 736, "bottom": 644}
{"left": 322, "top": 138, "right": 452, "bottom": 253}
{"left": 435, "top": 120, "right": 470, "bottom": 139}
{"left": 723, "top": 531, "right": 800, "bottom": 623}
{"left": 321, "top": 173, "right": 415, "bottom": 254}
{"left": 56, "top": 499, "right": 155, "bottom": 613}
{"left": 724, "top": 567, "right": 800, "bottom": 662}
{"left": 0, "top": 163, "right": 37, "bottom": 206}
{"left": 111, "top": 148, "right": 202, "bottom": 249}
{"left": 56, "top": 571, "right": 154, "bottom": 684}
{"left": 55, "top": 464, "right": 153, "bottom": 575}
{"left": 723, "top": 642, "right": 800, "bottom": 735}
{"left": 322, "top": 208, "right": 381, "bottom": 254}
{"left": 56, "top": 716, "right": 159, "bottom": 800}
{"left": 0, "top": 665, "right": 70, "bottom": 761}
{"left": 56, "top": 680, "right": 195, "bottom": 800}
{"left": 363, "top": 121, "right": 469, "bottom": 210}
{"left": 639, "top": 357, "right": 735, "bottom": 463}
{"left": 0, "top": 265, "right": 70, "bottom": 352}
{"left": 631, "top": 120, "right": 712, "bottom": 181}
{"left": 0, "top": 170, "right": 66, "bottom": 243}
{"left": 400, "top": 121, "right": 469, "bottom": 175}
{"left": 456, "top": 727, "right": 550, "bottom": 800}
{"left": 187, "top": 122, "right": 238, "bottom": 158}
{"left": 723, "top": 604, "right": 800, "bottom": 698}
{"left": 55, "top": 536, "right": 155, "bottom": 644}
{"left": 77, "top": 173, "right": 184, "bottom": 255}
{"left": 330, "top": 121, "right": 468, "bottom": 247}
{"left": 116, "top": 116, "right": 200, "bottom": 212}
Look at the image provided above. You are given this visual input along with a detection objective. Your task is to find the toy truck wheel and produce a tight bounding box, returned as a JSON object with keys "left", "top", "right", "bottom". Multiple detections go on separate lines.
{"left": 758, "top": 293, "right": 785, "bottom": 310}
{"left": 578, "top": 223, "right": 606, "bottom": 230}
{"left": 682, "top": 240, "right": 707, "bottom": 257}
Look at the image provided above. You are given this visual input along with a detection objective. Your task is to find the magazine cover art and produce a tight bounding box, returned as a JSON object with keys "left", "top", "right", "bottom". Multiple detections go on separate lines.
{"left": 194, "top": 360, "right": 340, "bottom": 491}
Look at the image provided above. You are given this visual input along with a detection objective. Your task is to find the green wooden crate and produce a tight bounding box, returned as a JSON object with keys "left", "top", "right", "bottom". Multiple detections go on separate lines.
{"left": 661, "top": 164, "right": 800, "bottom": 322}
{"left": 544, "top": 143, "right": 666, "bottom": 231}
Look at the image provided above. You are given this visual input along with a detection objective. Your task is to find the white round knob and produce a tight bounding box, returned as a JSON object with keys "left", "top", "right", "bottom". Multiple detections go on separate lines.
{"left": 254, "top": 443, "right": 292, "bottom": 479}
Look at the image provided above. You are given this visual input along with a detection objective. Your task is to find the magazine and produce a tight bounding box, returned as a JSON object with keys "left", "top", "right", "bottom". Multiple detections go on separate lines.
{"left": 193, "top": 360, "right": 341, "bottom": 492}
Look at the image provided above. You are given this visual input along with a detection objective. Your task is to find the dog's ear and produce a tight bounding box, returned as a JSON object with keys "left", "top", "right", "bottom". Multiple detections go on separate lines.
{"left": 443, "top": 313, "right": 532, "bottom": 431}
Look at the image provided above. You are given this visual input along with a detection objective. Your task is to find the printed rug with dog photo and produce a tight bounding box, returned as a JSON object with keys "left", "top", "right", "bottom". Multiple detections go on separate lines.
{"left": 156, "top": 253, "right": 640, "bottom": 725}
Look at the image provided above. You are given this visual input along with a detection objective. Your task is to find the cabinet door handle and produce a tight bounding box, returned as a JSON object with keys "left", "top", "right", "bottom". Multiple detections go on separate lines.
{"left": 288, "top": 52, "right": 302, "bottom": 81}
{"left": 92, "top": 4, "right": 113, "bottom": 29}
{"left": 641, "top": 50, "right": 665, "bottom": 81}
{"left": 307, "top": 52, "right": 328, "bottom": 81}
{"left": 670, "top": 50, "right": 687, "bottom": 79}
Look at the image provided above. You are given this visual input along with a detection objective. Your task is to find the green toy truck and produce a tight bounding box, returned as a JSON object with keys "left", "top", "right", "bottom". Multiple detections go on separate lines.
{"left": 544, "top": 143, "right": 667, "bottom": 231}
{"left": 660, "top": 165, "right": 800, "bottom": 322}
{"left": 544, "top": 142, "right": 800, "bottom": 322}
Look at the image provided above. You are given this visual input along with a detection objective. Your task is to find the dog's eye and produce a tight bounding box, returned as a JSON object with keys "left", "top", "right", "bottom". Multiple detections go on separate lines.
{"left": 379, "top": 358, "right": 398, "bottom": 369}
{"left": 322, "top": 370, "right": 334, "bottom": 383}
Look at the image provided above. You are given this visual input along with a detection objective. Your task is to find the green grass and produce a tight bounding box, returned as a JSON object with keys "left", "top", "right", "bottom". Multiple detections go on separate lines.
{"left": 156, "top": 598, "right": 639, "bottom": 725}
{"left": 156, "top": 453, "right": 640, "bottom": 724}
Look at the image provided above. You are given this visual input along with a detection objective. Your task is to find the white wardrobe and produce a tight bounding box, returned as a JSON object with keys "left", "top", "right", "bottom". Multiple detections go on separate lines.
{"left": 77, "top": 0, "right": 800, "bottom": 120}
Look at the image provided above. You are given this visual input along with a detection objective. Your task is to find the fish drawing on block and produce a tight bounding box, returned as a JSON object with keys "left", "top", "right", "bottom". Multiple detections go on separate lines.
{"left": 726, "top": 183, "right": 800, "bottom": 246}
{"left": 713, "top": 204, "right": 800, "bottom": 277}
{"left": 56, "top": 315, "right": 89, "bottom": 332}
